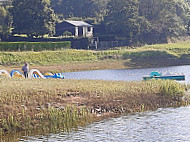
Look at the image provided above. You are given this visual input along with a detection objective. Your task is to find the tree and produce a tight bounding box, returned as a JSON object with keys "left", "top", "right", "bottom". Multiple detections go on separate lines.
{"left": 0, "top": 6, "right": 11, "bottom": 40}
{"left": 10, "top": 0, "right": 56, "bottom": 37}
{"left": 51, "top": 0, "right": 105, "bottom": 19}
{"left": 0, "top": 6, "right": 7, "bottom": 31}
{"left": 104, "top": 0, "right": 141, "bottom": 44}
{"left": 139, "top": 0, "right": 190, "bottom": 37}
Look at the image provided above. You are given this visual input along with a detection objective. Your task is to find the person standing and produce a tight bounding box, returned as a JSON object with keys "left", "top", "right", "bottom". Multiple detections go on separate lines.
{"left": 22, "top": 62, "right": 29, "bottom": 78}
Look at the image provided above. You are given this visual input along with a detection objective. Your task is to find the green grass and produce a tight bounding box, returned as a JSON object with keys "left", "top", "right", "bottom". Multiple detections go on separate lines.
{"left": 140, "top": 40, "right": 190, "bottom": 55}
{"left": 0, "top": 49, "right": 125, "bottom": 66}
{"left": 0, "top": 40, "right": 190, "bottom": 67}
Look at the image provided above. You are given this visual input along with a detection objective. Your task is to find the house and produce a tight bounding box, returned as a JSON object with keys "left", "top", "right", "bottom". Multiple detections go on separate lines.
{"left": 55, "top": 20, "right": 93, "bottom": 38}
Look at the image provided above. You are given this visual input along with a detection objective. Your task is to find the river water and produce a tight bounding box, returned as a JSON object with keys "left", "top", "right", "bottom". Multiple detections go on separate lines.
{"left": 16, "top": 65, "right": 190, "bottom": 141}
{"left": 21, "top": 106, "right": 190, "bottom": 142}
{"left": 63, "top": 65, "right": 190, "bottom": 83}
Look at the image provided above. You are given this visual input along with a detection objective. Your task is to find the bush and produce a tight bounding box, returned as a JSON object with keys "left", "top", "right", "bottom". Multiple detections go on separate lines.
{"left": 0, "top": 41, "right": 71, "bottom": 51}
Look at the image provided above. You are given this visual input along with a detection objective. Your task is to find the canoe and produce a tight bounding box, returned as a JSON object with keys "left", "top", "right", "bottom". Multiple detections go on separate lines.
{"left": 142, "top": 71, "right": 185, "bottom": 81}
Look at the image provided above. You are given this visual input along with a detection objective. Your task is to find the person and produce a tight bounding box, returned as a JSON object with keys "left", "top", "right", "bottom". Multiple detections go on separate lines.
{"left": 22, "top": 62, "right": 29, "bottom": 78}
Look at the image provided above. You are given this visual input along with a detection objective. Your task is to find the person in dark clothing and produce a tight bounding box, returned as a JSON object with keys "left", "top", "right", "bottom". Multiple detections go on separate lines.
{"left": 22, "top": 62, "right": 29, "bottom": 78}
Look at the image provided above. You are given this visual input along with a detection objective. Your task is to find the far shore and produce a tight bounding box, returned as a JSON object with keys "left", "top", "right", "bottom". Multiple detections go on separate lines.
{"left": 1, "top": 57, "right": 190, "bottom": 74}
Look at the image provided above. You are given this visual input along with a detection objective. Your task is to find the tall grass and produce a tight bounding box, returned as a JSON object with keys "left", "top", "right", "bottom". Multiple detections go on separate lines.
{"left": 0, "top": 78, "right": 186, "bottom": 135}
{"left": 0, "top": 106, "right": 92, "bottom": 134}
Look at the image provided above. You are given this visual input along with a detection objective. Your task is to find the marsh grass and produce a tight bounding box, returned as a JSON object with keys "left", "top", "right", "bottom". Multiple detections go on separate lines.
{"left": 0, "top": 78, "right": 186, "bottom": 135}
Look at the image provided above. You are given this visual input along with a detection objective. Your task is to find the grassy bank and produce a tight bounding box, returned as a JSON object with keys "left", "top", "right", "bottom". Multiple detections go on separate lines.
{"left": 0, "top": 78, "right": 188, "bottom": 136}
{"left": 1, "top": 40, "right": 190, "bottom": 73}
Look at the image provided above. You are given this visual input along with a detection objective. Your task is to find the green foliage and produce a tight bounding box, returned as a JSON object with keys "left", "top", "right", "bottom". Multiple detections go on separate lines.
{"left": 99, "top": 0, "right": 190, "bottom": 44}
{"left": 0, "top": 41, "right": 71, "bottom": 52}
{"left": 62, "top": 30, "right": 72, "bottom": 37}
{"left": 10, "top": 0, "right": 56, "bottom": 37}
{"left": 0, "top": 6, "right": 11, "bottom": 40}
{"left": 51, "top": 0, "right": 107, "bottom": 19}
{"left": 139, "top": 0, "right": 190, "bottom": 37}
{"left": 0, "top": 7, "right": 6, "bottom": 26}
{"left": 104, "top": 0, "right": 140, "bottom": 44}
{"left": 159, "top": 80, "right": 184, "bottom": 97}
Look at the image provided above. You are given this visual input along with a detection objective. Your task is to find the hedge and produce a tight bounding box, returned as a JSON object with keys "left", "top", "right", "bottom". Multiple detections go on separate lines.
{"left": 0, "top": 41, "right": 71, "bottom": 51}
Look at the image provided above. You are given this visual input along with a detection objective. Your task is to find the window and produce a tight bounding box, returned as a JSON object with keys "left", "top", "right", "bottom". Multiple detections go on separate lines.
{"left": 88, "top": 27, "right": 91, "bottom": 32}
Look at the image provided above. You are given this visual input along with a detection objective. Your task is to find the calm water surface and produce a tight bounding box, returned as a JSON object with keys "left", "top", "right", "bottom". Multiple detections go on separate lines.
{"left": 21, "top": 106, "right": 190, "bottom": 142}
{"left": 63, "top": 65, "right": 190, "bottom": 83}
{"left": 18, "top": 65, "right": 190, "bottom": 141}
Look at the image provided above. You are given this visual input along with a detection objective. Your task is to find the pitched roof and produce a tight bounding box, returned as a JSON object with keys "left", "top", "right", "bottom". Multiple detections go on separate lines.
{"left": 64, "top": 20, "right": 92, "bottom": 27}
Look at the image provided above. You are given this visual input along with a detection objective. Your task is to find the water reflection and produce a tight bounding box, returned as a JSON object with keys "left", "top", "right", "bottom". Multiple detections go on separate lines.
{"left": 23, "top": 106, "right": 190, "bottom": 142}
{"left": 63, "top": 65, "right": 190, "bottom": 83}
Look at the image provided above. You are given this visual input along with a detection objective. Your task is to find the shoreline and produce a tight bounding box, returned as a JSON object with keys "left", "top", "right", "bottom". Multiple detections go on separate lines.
{"left": 0, "top": 78, "right": 188, "bottom": 139}
{"left": 1, "top": 57, "right": 190, "bottom": 74}
{"left": 1, "top": 48, "right": 190, "bottom": 139}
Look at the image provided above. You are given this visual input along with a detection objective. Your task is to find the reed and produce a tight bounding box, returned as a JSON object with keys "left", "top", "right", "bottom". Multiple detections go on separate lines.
{"left": 0, "top": 78, "right": 186, "bottom": 135}
{"left": 0, "top": 105, "right": 92, "bottom": 135}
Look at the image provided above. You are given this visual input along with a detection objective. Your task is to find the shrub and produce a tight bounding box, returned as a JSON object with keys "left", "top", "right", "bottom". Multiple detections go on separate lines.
{"left": 0, "top": 41, "right": 71, "bottom": 51}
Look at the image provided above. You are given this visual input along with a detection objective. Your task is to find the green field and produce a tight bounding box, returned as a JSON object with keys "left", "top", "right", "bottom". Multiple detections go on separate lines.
{"left": 0, "top": 40, "right": 190, "bottom": 67}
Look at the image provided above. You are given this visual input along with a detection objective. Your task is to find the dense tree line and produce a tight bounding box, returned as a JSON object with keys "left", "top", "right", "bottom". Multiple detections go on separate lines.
{"left": 11, "top": 0, "right": 56, "bottom": 38}
{"left": 0, "top": 0, "right": 190, "bottom": 44}
{"left": 103, "top": 0, "right": 190, "bottom": 44}
{"left": 0, "top": 6, "right": 11, "bottom": 40}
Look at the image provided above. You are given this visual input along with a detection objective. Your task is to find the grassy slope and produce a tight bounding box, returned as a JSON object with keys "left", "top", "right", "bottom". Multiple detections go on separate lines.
{"left": 0, "top": 40, "right": 190, "bottom": 70}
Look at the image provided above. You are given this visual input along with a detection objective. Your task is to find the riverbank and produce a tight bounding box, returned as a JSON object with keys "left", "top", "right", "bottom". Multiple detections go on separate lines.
{"left": 1, "top": 40, "right": 190, "bottom": 73}
{"left": 0, "top": 78, "right": 188, "bottom": 138}
{"left": 2, "top": 57, "right": 190, "bottom": 74}
{"left": 1, "top": 40, "right": 190, "bottom": 139}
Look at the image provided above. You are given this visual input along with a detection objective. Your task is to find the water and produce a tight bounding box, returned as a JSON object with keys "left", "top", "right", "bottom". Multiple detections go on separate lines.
{"left": 21, "top": 106, "right": 190, "bottom": 142}
{"left": 63, "top": 65, "right": 190, "bottom": 83}
{"left": 9, "top": 65, "right": 190, "bottom": 141}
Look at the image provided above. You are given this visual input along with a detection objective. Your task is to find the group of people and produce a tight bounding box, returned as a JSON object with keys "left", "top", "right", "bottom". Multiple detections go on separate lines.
{"left": 21, "top": 62, "right": 29, "bottom": 78}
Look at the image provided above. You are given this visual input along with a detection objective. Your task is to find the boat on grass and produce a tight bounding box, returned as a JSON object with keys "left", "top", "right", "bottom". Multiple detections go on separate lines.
{"left": 143, "top": 71, "right": 185, "bottom": 81}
